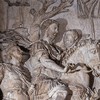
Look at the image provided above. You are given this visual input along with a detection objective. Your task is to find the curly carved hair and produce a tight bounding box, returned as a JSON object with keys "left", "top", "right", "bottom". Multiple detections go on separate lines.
{"left": 40, "top": 19, "right": 59, "bottom": 35}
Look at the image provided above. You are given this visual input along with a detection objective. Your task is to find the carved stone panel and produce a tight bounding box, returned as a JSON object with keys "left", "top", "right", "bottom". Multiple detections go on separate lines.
{"left": 0, "top": 0, "right": 100, "bottom": 100}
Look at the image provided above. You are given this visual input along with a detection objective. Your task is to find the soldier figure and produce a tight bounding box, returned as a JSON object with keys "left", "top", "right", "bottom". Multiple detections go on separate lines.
{"left": 25, "top": 19, "right": 68, "bottom": 100}
{"left": 0, "top": 43, "right": 31, "bottom": 100}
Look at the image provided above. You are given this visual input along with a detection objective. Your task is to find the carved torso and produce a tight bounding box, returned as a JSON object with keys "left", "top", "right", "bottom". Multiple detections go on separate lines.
{"left": 31, "top": 40, "right": 62, "bottom": 60}
{"left": 0, "top": 64, "right": 30, "bottom": 99}
{"left": 1, "top": 67, "right": 22, "bottom": 92}
{"left": 25, "top": 40, "right": 62, "bottom": 80}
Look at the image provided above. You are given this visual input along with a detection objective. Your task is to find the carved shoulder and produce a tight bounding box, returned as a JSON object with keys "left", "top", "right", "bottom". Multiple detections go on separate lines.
{"left": 31, "top": 41, "right": 48, "bottom": 56}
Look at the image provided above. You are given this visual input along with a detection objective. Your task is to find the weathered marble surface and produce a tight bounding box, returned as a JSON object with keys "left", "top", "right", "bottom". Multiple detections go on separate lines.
{"left": 0, "top": 0, "right": 100, "bottom": 100}
{"left": 0, "top": 0, "right": 100, "bottom": 39}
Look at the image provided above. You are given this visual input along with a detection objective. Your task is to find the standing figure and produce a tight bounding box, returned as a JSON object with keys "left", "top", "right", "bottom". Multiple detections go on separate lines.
{"left": 0, "top": 43, "right": 31, "bottom": 100}
{"left": 25, "top": 19, "right": 68, "bottom": 100}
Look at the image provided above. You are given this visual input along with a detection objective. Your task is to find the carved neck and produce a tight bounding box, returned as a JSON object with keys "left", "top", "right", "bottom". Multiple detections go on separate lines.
{"left": 43, "top": 37, "right": 50, "bottom": 44}
{"left": 43, "top": 30, "right": 50, "bottom": 44}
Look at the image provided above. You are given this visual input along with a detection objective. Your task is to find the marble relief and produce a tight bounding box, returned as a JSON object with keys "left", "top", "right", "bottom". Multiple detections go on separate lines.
{"left": 0, "top": 0, "right": 100, "bottom": 100}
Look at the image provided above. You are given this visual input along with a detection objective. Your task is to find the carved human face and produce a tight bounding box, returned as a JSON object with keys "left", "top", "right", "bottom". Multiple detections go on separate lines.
{"left": 47, "top": 23, "right": 58, "bottom": 43}
{"left": 63, "top": 31, "right": 78, "bottom": 48}
{"left": 10, "top": 47, "right": 22, "bottom": 65}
